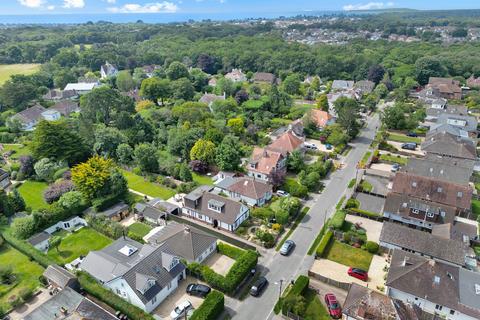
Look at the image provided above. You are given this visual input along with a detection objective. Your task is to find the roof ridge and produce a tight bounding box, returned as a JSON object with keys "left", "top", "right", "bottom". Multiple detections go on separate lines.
{"left": 386, "top": 258, "right": 429, "bottom": 286}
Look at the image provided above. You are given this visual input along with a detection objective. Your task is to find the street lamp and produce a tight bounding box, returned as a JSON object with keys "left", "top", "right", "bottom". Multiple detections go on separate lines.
{"left": 275, "top": 279, "right": 284, "bottom": 300}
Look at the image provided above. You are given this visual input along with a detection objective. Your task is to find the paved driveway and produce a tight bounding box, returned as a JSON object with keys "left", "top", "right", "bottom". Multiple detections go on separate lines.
{"left": 355, "top": 193, "right": 385, "bottom": 215}
{"left": 206, "top": 253, "right": 235, "bottom": 276}
{"left": 8, "top": 290, "right": 51, "bottom": 320}
{"left": 345, "top": 214, "right": 383, "bottom": 243}
{"left": 305, "top": 138, "right": 333, "bottom": 153}
{"left": 362, "top": 175, "right": 390, "bottom": 196}
{"left": 387, "top": 141, "right": 425, "bottom": 156}
{"left": 370, "top": 163, "right": 394, "bottom": 173}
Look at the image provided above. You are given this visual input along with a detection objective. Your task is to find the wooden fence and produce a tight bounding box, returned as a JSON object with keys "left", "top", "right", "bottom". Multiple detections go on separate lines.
{"left": 308, "top": 270, "right": 351, "bottom": 291}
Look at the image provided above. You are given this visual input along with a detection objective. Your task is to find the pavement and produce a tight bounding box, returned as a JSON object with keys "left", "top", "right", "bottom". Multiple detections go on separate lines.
{"left": 8, "top": 290, "right": 52, "bottom": 320}
{"left": 232, "top": 112, "right": 380, "bottom": 320}
{"left": 361, "top": 175, "right": 390, "bottom": 196}
{"left": 355, "top": 193, "right": 385, "bottom": 215}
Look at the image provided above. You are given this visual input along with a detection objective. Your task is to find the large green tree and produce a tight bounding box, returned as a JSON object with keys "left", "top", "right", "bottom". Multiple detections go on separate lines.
{"left": 215, "top": 135, "right": 242, "bottom": 171}
{"left": 140, "top": 77, "right": 171, "bottom": 105}
{"left": 190, "top": 139, "right": 216, "bottom": 164}
{"left": 334, "top": 97, "right": 361, "bottom": 138}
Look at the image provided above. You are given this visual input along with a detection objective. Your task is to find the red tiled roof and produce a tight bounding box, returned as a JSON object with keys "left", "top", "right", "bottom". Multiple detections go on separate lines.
{"left": 268, "top": 131, "right": 303, "bottom": 155}
{"left": 310, "top": 109, "right": 333, "bottom": 127}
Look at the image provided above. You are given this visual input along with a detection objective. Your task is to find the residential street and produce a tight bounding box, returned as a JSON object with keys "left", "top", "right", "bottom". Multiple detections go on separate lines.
{"left": 232, "top": 112, "right": 380, "bottom": 320}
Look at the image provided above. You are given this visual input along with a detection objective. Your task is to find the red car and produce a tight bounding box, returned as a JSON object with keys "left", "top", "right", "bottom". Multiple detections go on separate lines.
{"left": 348, "top": 267, "right": 368, "bottom": 281}
{"left": 324, "top": 293, "right": 342, "bottom": 319}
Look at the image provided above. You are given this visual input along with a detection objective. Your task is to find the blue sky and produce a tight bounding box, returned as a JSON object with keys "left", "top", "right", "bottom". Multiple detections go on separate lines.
{"left": 3, "top": 0, "right": 480, "bottom": 15}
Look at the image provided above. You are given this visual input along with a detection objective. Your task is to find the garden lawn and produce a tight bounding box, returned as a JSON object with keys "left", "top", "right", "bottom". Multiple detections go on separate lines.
{"left": 472, "top": 199, "right": 480, "bottom": 219}
{"left": 47, "top": 227, "right": 112, "bottom": 265}
{"left": 359, "top": 151, "right": 371, "bottom": 167}
{"left": 0, "top": 245, "right": 44, "bottom": 313}
{"left": 128, "top": 222, "right": 152, "bottom": 239}
{"left": 192, "top": 173, "right": 213, "bottom": 186}
{"left": 387, "top": 133, "right": 421, "bottom": 144}
{"left": 304, "top": 288, "right": 331, "bottom": 320}
{"left": 325, "top": 240, "right": 373, "bottom": 271}
{"left": 379, "top": 153, "right": 408, "bottom": 165}
{"left": 0, "top": 144, "right": 30, "bottom": 160}
{"left": 17, "top": 181, "right": 49, "bottom": 211}
{"left": 0, "top": 64, "right": 41, "bottom": 85}
{"left": 122, "top": 170, "right": 176, "bottom": 200}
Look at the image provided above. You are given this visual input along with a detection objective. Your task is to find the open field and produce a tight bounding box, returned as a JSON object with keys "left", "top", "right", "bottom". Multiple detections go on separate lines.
{"left": 18, "top": 181, "right": 49, "bottom": 211}
{"left": 122, "top": 170, "right": 176, "bottom": 200}
{"left": 0, "top": 64, "right": 41, "bottom": 85}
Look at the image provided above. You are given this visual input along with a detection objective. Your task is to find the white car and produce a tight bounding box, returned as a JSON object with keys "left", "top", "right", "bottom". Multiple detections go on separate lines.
{"left": 170, "top": 300, "right": 192, "bottom": 320}
{"left": 276, "top": 190, "right": 289, "bottom": 197}
{"left": 304, "top": 142, "right": 318, "bottom": 150}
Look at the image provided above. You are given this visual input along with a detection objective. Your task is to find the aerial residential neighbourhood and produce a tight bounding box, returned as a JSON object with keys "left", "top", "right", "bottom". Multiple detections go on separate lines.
{"left": 1, "top": 1, "right": 480, "bottom": 320}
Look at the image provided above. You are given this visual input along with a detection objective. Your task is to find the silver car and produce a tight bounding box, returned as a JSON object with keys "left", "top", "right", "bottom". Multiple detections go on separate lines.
{"left": 280, "top": 240, "right": 295, "bottom": 256}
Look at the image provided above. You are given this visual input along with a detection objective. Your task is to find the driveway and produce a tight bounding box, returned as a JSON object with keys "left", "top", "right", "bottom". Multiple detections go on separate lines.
{"left": 309, "top": 278, "right": 348, "bottom": 308}
{"left": 362, "top": 175, "right": 389, "bottom": 196}
{"left": 369, "top": 163, "right": 394, "bottom": 173}
{"left": 8, "top": 290, "right": 51, "bottom": 320}
{"left": 368, "top": 254, "right": 389, "bottom": 292}
{"left": 305, "top": 138, "right": 334, "bottom": 153}
{"left": 205, "top": 253, "right": 235, "bottom": 276}
{"left": 354, "top": 193, "right": 385, "bottom": 215}
{"left": 345, "top": 214, "right": 383, "bottom": 243}
{"left": 153, "top": 276, "right": 205, "bottom": 319}
{"left": 387, "top": 141, "right": 425, "bottom": 156}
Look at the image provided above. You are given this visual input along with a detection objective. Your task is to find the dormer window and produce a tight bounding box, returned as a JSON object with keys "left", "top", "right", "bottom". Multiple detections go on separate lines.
{"left": 208, "top": 199, "right": 225, "bottom": 213}
{"left": 412, "top": 209, "right": 419, "bottom": 214}
{"left": 427, "top": 211, "right": 435, "bottom": 218}
{"left": 170, "top": 258, "right": 179, "bottom": 270}
{"left": 412, "top": 182, "right": 417, "bottom": 187}
{"left": 437, "top": 187, "right": 442, "bottom": 193}
{"left": 457, "top": 191, "right": 463, "bottom": 198}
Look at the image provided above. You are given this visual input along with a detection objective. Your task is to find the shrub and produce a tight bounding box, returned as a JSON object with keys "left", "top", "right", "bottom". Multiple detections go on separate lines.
{"left": 252, "top": 207, "right": 274, "bottom": 220}
{"left": 190, "top": 291, "right": 224, "bottom": 320}
{"left": 272, "top": 223, "right": 282, "bottom": 232}
{"left": 218, "top": 242, "right": 244, "bottom": 259}
{"left": 8, "top": 295, "right": 22, "bottom": 308}
{"left": 329, "top": 210, "right": 346, "bottom": 230}
{"left": 43, "top": 180, "right": 75, "bottom": 204}
{"left": 78, "top": 272, "right": 155, "bottom": 320}
{"left": 282, "top": 179, "right": 308, "bottom": 198}
{"left": 315, "top": 230, "right": 333, "bottom": 257}
{"left": 281, "top": 275, "right": 310, "bottom": 315}
{"left": 275, "top": 209, "right": 290, "bottom": 225}
{"left": 18, "top": 288, "right": 33, "bottom": 301}
{"left": 345, "top": 198, "right": 360, "bottom": 209}
{"left": 85, "top": 214, "right": 125, "bottom": 239}
{"left": 366, "top": 241, "right": 380, "bottom": 254}
{"left": 53, "top": 168, "right": 70, "bottom": 181}
{"left": 256, "top": 230, "right": 275, "bottom": 248}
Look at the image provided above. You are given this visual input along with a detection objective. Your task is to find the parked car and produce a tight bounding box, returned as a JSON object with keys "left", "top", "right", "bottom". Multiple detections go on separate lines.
{"left": 186, "top": 283, "right": 211, "bottom": 298}
{"left": 348, "top": 268, "right": 368, "bottom": 281}
{"left": 391, "top": 163, "right": 400, "bottom": 172}
{"left": 304, "top": 142, "right": 318, "bottom": 150}
{"left": 324, "top": 293, "right": 342, "bottom": 319}
{"left": 170, "top": 301, "right": 192, "bottom": 320}
{"left": 406, "top": 132, "right": 418, "bottom": 137}
{"left": 250, "top": 276, "right": 268, "bottom": 296}
{"left": 401, "top": 143, "right": 417, "bottom": 150}
{"left": 325, "top": 144, "right": 333, "bottom": 150}
{"left": 280, "top": 240, "right": 295, "bottom": 256}
{"left": 276, "top": 190, "right": 289, "bottom": 197}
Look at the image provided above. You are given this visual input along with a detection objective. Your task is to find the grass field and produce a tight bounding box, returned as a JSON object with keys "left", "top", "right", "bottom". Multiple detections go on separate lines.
{"left": 192, "top": 173, "right": 213, "bottom": 186}
{"left": 128, "top": 222, "right": 152, "bottom": 239}
{"left": 122, "top": 170, "right": 176, "bottom": 200}
{"left": 0, "top": 144, "right": 31, "bottom": 160}
{"left": 47, "top": 227, "right": 112, "bottom": 265}
{"left": 379, "top": 153, "right": 408, "bottom": 165}
{"left": 325, "top": 240, "right": 373, "bottom": 271}
{"left": 17, "top": 181, "right": 49, "bottom": 211}
{"left": 0, "top": 64, "right": 41, "bottom": 85}
{"left": 387, "top": 133, "right": 421, "bottom": 144}
{"left": 0, "top": 245, "right": 44, "bottom": 313}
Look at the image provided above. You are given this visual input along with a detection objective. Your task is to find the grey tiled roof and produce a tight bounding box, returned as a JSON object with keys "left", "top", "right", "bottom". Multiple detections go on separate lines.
{"left": 436, "top": 113, "right": 478, "bottom": 133}
{"left": 422, "top": 128, "right": 476, "bottom": 160}
{"left": 28, "top": 231, "right": 51, "bottom": 245}
{"left": 380, "top": 222, "right": 472, "bottom": 266}
{"left": 13, "top": 104, "right": 47, "bottom": 124}
{"left": 24, "top": 287, "right": 83, "bottom": 320}
{"left": 43, "top": 265, "right": 76, "bottom": 289}
{"left": 402, "top": 157, "right": 472, "bottom": 185}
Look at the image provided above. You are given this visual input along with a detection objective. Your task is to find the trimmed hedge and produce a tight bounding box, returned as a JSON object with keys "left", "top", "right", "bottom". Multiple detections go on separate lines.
{"left": 348, "top": 208, "right": 383, "bottom": 219}
{"left": 366, "top": 241, "right": 379, "bottom": 254}
{"left": 315, "top": 230, "right": 333, "bottom": 257}
{"left": 188, "top": 249, "right": 258, "bottom": 294}
{"left": 77, "top": 272, "right": 155, "bottom": 320}
{"left": 217, "top": 242, "right": 244, "bottom": 259}
{"left": 307, "top": 219, "right": 329, "bottom": 255}
{"left": 280, "top": 275, "right": 310, "bottom": 315}
{"left": 190, "top": 290, "right": 224, "bottom": 320}
{"left": 329, "top": 210, "right": 346, "bottom": 230}
{"left": 1, "top": 231, "right": 57, "bottom": 268}
{"left": 92, "top": 193, "right": 123, "bottom": 212}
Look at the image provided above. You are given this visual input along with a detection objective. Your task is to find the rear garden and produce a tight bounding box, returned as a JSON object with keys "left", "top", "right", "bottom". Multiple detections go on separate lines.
{"left": 17, "top": 181, "right": 49, "bottom": 211}
{"left": 122, "top": 170, "right": 176, "bottom": 200}
{"left": 127, "top": 222, "right": 152, "bottom": 241}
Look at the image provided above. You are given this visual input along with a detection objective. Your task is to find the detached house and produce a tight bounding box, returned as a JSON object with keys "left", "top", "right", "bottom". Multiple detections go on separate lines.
{"left": 64, "top": 82, "right": 99, "bottom": 95}
{"left": 50, "top": 100, "right": 80, "bottom": 117}
{"left": 309, "top": 109, "right": 335, "bottom": 129}
{"left": 354, "top": 80, "right": 375, "bottom": 95}
{"left": 427, "top": 77, "right": 462, "bottom": 100}
{"left": 436, "top": 113, "right": 478, "bottom": 136}
{"left": 182, "top": 186, "right": 249, "bottom": 231}
{"left": 422, "top": 127, "right": 477, "bottom": 161}
{"left": 247, "top": 147, "right": 286, "bottom": 182}
{"left": 100, "top": 61, "right": 118, "bottom": 79}
{"left": 81, "top": 237, "right": 186, "bottom": 313}
{"left": 253, "top": 72, "right": 276, "bottom": 84}
{"left": 11, "top": 104, "right": 60, "bottom": 131}
{"left": 268, "top": 130, "right": 304, "bottom": 155}
{"left": 386, "top": 250, "right": 480, "bottom": 320}
{"left": 199, "top": 92, "right": 225, "bottom": 109}
{"left": 214, "top": 176, "right": 273, "bottom": 207}
{"left": 43, "top": 88, "right": 78, "bottom": 101}
{"left": 225, "top": 68, "right": 247, "bottom": 82}
{"left": 331, "top": 80, "right": 354, "bottom": 91}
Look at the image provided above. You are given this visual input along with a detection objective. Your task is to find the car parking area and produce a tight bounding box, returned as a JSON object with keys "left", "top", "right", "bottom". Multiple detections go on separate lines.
{"left": 304, "top": 138, "right": 334, "bottom": 153}
{"left": 205, "top": 253, "right": 236, "bottom": 276}
{"left": 153, "top": 276, "right": 205, "bottom": 319}
{"left": 369, "top": 163, "right": 395, "bottom": 173}
{"left": 345, "top": 213, "right": 384, "bottom": 243}
{"left": 387, "top": 141, "right": 425, "bottom": 156}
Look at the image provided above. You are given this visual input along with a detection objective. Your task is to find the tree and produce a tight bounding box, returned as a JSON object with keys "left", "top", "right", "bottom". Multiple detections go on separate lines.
{"left": 116, "top": 70, "right": 135, "bottom": 92}
{"left": 140, "top": 77, "right": 171, "bottom": 105}
{"left": 80, "top": 87, "right": 135, "bottom": 125}
{"left": 234, "top": 89, "right": 249, "bottom": 105}
{"left": 135, "top": 100, "right": 156, "bottom": 113}
{"left": 215, "top": 78, "right": 235, "bottom": 97}
{"left": 382, "top": 104, "right": 407, "bottom": 130}
{"left": 367, "top": 64, "right": 386, "bottom": 84}
{"left": 9, "top": 189, "right": 26, "bottom": 213}
{"left": 18, "top": 155, "right": 35, "bottom": 179}
{"left": 196, "top": 53, "right": 218, "bottom": 74}
{"left": 34, "top": 158, "right": 64, "bottom": 182}
{"left": 0, "top": 78, "right": 38, "bottom": 110}
{"left": 167, "top": 127, "right": 203, "bottom": 160}
{"left": 134, "top": 143, "right": 158, "bottom": 173}
{"left": 44, "top": 180, "right": 75, "bottom": 204}
{"left": 282, "top": 74, "right": 301, "bottom": 95}
{"left": 189, "top": 68, "right": 209, "bottom": 91}
{"left": 215, "top": 135, "right": 241, "bottom": 171}
{"left": 57, "top": 191, "right": 84, "bottom": 212}
{"left": 10, "top": 216, "right": 35, "bottom": 239}
{"left": 334, "top": 97, "right": 360, "bottom": 137}
{"left": 190, "top": 139, "right": 216, "bottom": 164}
{"left": 415, "top": 57, "right": 446, "bottom": 85}
{"left": 167, "top": 61, "right": 189, "bottom": 80}
{"left": 227, "top": 117, "right": 245, "bottom": 136}
{"left": 170, "top": 77, "right": 195, "bottom": 101}
{"left": 49, "top": 236, "right": 62, "bottom": 252}
{"left": 373, "top": 83, "right": 389, "bottom": 99}
{"left": 31, "top": 120, "right": 89, "bottom": 165}
{"left": 204, "top": 128, "right": 225, "bottom": 145}
{"left": 310, "top": 76, "right": 321, "bottom": 91}
{"left": 316, "top": 94, "right": 329, "bottom": 111}
{"left": 93, "top": 126, "right": 128, "bottom": 159}
{"left": 53, "top": 69, "right": 77, "bottom": 89}
{"left": 116, "top": 143, "right": 133, "bottom": 165}
{"left": 287, "top": 150, "right": 305, "bottom": 173}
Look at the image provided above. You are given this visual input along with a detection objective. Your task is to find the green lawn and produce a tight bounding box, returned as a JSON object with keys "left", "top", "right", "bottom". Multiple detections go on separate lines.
{"left": 192, "top": 173, "right": 214, "bottom": 186}
{"left": 47, "top": 227, "right": 112, "bottom": 264}
{"left": 17, "top": 181, "right": 49, "bottom": 211}
{"left": 387, "top": 133, "right": 421, "bottom": 144}
{"left": 304, "top": 288, "right": 331, "bottom": 320}
{"left": 0, "top": 245, "right": 44, "bottom": 313}
{"left": 128, "top": 222, "right": 152, "bottom": 238}
{"left": 472, "top": 199, "right": 480, "bottom": 219}
{"left": 379, "top": 153, "right": 408, "bottom": 165}
{"left": 359, "top": 151, "right": 371, "bottom": 167}
{"left": 0, "top": 144, "right": 31, "bottom": 160}
{"left": 0, "top": 64, "right": 41, "bottom": 85}
{"left": 122, "top": 170, "right": 176, "bottom": 200}
{"left": 325, "top": 240, "right": 373, "bottom": 271}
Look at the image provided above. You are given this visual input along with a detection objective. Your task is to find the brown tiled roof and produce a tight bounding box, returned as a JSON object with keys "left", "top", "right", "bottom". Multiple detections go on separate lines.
{"left": 51, "top": 100, "right": 79, "bottom": 116}
{"left": 310, "top": 109, "right": 333, "bottom": 127}
{"left": 13, "top": 104, "right": 46, "bottom": 124}
{"left": 254, "top": 72, "right": 275, "bottom": 83}
{"left": 227, "top": 177, "right": 272, "bottom": 200}
{"left": 268, "top": 130, "right": 303, "bottom": 155}
{"left": 429, "top": 77, "right": 460, "bottom": 86}
{"left": 391, "top": 172, "right": 473, "bottom": 209}
{"left": 249, "top": 147, "right": 284, "bottom": 176}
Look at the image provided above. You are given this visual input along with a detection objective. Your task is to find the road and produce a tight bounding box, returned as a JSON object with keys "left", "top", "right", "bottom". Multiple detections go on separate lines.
{"left": 231, "top": 112, "right": 380, "bottom": 320}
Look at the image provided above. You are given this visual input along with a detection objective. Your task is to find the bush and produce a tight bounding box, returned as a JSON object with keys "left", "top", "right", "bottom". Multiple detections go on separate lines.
{"left": 251, "top": 207, "right": 274, "bottom": 221}
{"left": 281, "top": 275, "right": 310, "bottom": 315}
{"left": 366, "top": 241, "right": 379, "bottom": 254}
{"left": 190, "top": 291, "right": 225, "bottom": 320}
{"left": 329, "top": 210, "right": 346, "bottom": 230}
{"left": 78, "top": 272, "right": 155, "bottom": 320}
{"left": 275, "top": 209, "right": 289, "bottom": 225}
{"left": 282, "top": 179, "right": 308, "bottom": 198}
{"left": 256, "top": 230, "right": 275, "bottom": 248}
{"left": 218, "top": 242, "right": 244, "bottom": 259}
{"left": 43, "top": 180, "right": 75, "bottom": 204}
{"left": 345, "top": 198, "right": 360, "bottom": 209}
{"left": 1, "top": 231, "right": 57, "bottom": 268}
{"left": 53, "top": 168, "right": 70, "bottom": 181}
{"left": 85, "top": 214, "right": 125, "bottom": 239}
{"left": 18, "top": 288, "right": 33, "bottom": 301}
{"left": 315, "top": 230, "right": 333, "bottom": 257}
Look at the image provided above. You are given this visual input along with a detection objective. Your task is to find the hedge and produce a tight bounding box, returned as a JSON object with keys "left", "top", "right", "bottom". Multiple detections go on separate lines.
{"left": 315, "top": 230, "right": 333, "bottom": 258}
{"left": 1, "top": 231, "right": 57, "bottom": 268}
{"left": 280, "top": 275, "right": 310, "bottom": 315}
{"left": 190, "top": 290, "right": 224, "bottom": 320}
{"left": 77, "top": 272, "right": 155, "bottom": 320}
{"left": 217, "top": 242, "right": 244, "bottom": 259}
{"left": 92, "top": 193, "right": 123, "bottom": 212}
{"left": 329, "top": 210, "right": 346, "bottom": 230}
{"left": 347, "top": 208, "right": 383, "bottom": 219}
{"left": 307, "top": 219, "right": 329, "bottom": 255}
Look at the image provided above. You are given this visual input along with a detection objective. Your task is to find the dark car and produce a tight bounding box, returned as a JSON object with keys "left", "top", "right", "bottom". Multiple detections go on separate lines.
{"left": 401, "top": 142, "right": 417, "bottom": 150}
{"left": 406, "top": 132, "right": 418, "bottom": 137}
{"left": 186, "top": 284, "right": 211, "bottom": 298}
{"left": 280, "top": 240, "right": 295, "bottom": 256}
{"left": 250, "top": 277, "right": 268, "bottom": 296}
{"left": 324, "top": 293, "right": 342, "bottom": 319}
{"left": 348, "top": 268, "right": 368, "bottom": 281}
